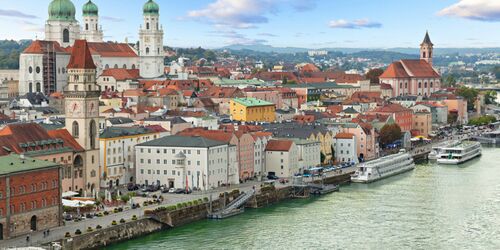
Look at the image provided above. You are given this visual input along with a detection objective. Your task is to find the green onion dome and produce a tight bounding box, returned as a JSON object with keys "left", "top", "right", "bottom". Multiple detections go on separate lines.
{"left": 143, "top": 0, "right": 159, "bottom": 15}
{"left": 82, "top": 0, "right": 98, "bottom": 17}
{"left": 48, "top": 0, "right": 76, "bottom": 21}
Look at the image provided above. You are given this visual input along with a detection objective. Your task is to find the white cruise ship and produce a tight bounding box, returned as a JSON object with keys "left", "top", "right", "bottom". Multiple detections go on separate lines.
{"left": 428, "top": 140, "right": 460, "bottom": 160}
{"left": 351, "top": 150, "right": 415, "bottom": 183}
{"left": 436, "top": 141, "right": 482, "bottom": 165}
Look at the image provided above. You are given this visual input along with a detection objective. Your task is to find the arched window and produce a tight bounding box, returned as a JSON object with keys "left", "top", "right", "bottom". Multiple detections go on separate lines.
{"left": 89, "top": 120, "right": 97, "bottom": 149}
{"left": 123, "top": 64, "right": 127, "bottom": 69}
{"left": 36, "top": 82, "right": 41, "bottom": 92}
{"left": 156, "top": 23, "right": 159, "bottom": 30}
{"left": 29, "top": 82, "right": 33, "bottom": 93}
{"left": 36, "top": 66, "right": 40, "bottom": 74}
{"left": 63, "top": 29, "right": 70, "bottom": 43}
{"left": 85, "top": 23, "right": 89, "bottom": 31}
{"left": 418, "top": 82, "right": 422, "bottom": 88}
{"left": 146, "top": 47, "right": 150, "bottom": 55}
{"left": 422, "top": 52, "right": 426, "bottom": 58}
{"left": 131, "top": 64, "right": 136, "bottom": 69}
{"left": 399, "top": 82, "right": 402, "bottom": 89}
{"left": 96, "top": 24, "right": 98, "bottom": 30}
{"left": 72, "top": 121, "right": 79, "bottom": 138}
{"left": 114, "top": 64, "right": 118, "bottom": 69}
{"left": 405, "top": 82, "right": 408, "bottom": 88}
{"left": 29, "top": 66, "right": 33, "bottom": 74}
{"left": 429, "top": 51, "right": 432, "bottom": 58}
{"left": 424, "top": 82, "right": 428, "bottom": 88}
{"left": 146, "top": 22, "right": 150, "bottom": 30}
{"left": 430, "top": 82, "right": 433, "bottom": 88}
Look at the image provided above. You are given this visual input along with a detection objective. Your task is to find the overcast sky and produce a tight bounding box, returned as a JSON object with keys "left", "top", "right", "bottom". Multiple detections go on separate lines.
{"left": 0, "top": 0, "right": 499, "bottom": 48}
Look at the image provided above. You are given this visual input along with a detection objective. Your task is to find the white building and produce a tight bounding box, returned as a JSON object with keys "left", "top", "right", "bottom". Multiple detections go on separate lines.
{"left": 45, "top": 0, "right": 80, "bottom": 48}
{"left": 252, "top": 132, "right": 272, "bottom": 179}
{"left": 333, "top": 133, "right": 358, "bottom": 164}
{"left": 135, "top": 135, "right": 237, "bottom": 190}
{"left": 139, "top": 0, "right": 165, "bottom": 78}
{"left": 265, "top": 139, "right": 299, "bottom": 178}
{"left": 289, "top": 138, "right": 321, "bottom": 171}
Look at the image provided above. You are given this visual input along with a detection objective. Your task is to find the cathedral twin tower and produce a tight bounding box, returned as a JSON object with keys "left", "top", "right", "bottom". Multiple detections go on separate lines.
{"left": 45, "top": 0, "right": 164, "bottom": 78}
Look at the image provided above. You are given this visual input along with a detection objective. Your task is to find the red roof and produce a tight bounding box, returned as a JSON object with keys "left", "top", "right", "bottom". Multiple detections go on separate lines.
{"left": 87, "top": 42, "right": 138, "bottom": 57}
{"left": 373, "top": 103, "right": 412, "bottom": 113}
{"left": 101, "top": 69, "right": 140, "bottom": 81}
{"left": 380, "top": 60, "right": 440, "bottom": 78}
{"left": 199, "top": 86, "right": 245, "bottom": 99}
{"left": 0, "top": 124, "right": 84, "bottom": 156}
{"left": 178, "top": 128, "right": 234, "bottom": 143}
{"left": 67, "top": 40, "right": 96, "bottom": 69}
{"left": 265, "top": 140, "right": 293, "bottom": 152}
{"left": 335, "top": 132, "right": 355, "bottom": 139}
{"left": 23, "top": 40, "right": 68, "bottom": 54}
{"left": 380, "top": 62, "right": 409, "bottom": 78}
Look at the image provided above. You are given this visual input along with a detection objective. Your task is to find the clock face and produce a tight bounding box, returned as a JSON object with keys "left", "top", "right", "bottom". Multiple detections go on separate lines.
{"left": 87, "top": 101, "right": 98, "bottom": 117}
{"left": 68, "top": 101, "right": 81, "bottom": 115}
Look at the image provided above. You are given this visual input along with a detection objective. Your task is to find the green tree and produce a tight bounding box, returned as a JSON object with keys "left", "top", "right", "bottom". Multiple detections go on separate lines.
{"left": 365, "top": 68, "right": 384, "bottom": 83}
{"left": 379, "top": 124, "right": 402, "bottom": 146}
{"left": 484, "top": 90, "right": 497, "bottom": 105}
{"left": 455, "top": 86, "right": 479, "bottom": 111}
{"left": 468, "top": 115, "right": 497, "bottom": 126}
{"left": 120, "top": 194, "right": 131, "bottom": 203}
{"left": 443, "top": 75, "right": 457, "bottom": 87}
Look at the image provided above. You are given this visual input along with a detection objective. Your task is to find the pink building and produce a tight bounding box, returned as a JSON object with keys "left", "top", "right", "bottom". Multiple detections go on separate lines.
{"left": 379, "top": 32, "right": 441, "bottom": 97}
{"left": 341, "top": 122, "right": 378, "bottom": 161}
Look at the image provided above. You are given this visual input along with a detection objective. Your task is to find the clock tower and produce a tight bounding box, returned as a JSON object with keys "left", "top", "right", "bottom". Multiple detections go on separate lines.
{"left": 64, "top": 39, "right": 101, "bottom": 196}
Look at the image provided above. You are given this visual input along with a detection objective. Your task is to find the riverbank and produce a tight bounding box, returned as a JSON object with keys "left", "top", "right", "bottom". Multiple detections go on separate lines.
{"left": 41, "top": 170, "right": 353, "bottom": 250}
{"left": 104, "top": 147, "right": 500, "bottom": 250}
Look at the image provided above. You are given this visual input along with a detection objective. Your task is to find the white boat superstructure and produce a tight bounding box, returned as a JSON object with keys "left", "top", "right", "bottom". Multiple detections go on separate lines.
{"left": 428, "top": 140, "right": 460, "bottom": 160}
{"left": 436, "top": 141, "right": 482, "bottom": 165}
{"left": 351, "top": 150, "right": 415, "bottom": 183}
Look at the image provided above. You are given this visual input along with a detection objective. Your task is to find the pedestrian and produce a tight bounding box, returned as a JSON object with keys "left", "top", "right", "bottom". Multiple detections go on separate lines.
{"left": 47, "top": 229, "right": 50, "bottom": 236}
{"left": 26, "top": 234, "right": 30, "bottom": 243}
{"left": 43, "top": 230, "right": 46, "bottom": 238}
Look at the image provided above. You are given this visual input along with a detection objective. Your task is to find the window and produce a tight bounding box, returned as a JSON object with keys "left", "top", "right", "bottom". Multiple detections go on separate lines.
{"left": 146, "top": 22, "right": 150, "bottom": 30}
{"left": 85, "top": 23, "right": 89, "bottom": 30}
{"left": 164, "top": 170, "right": 167, "bottom": 175}
{"left": 72, "top": 121, "right": 79, "bottom": 138}
{"left": 36, "top": 66, "right": 40, "bottom": 74}
{"left": 140, "top": 169, "right": 144, "bottom": 174}
{"left": 29, "top": 66, "right": 33, "bottom": 74}
{"left": 146, "top": 47, "right": 150, "bottom": 55}
{"left": 36, "top": 82, "right": 41, "bottom": 92}
{"left": 172, "top": 170, "right": 176, "bottom": 175}
{"left": 63, "top": 29, "right": 70, "bottom": 43}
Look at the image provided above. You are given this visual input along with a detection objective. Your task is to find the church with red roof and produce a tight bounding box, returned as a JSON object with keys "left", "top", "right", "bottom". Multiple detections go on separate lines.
{"left": 379, "top": 32, "right": 441, "bottom": 98}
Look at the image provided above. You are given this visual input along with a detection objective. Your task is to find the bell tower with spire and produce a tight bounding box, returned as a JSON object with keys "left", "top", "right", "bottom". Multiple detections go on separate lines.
{"left": 45, "top": 0, "right": 80, "bottom": 47}
{"left": 420, "top": 31, "right": 434, "bottom": 67}
{"left": 64, "top": 39, "right": 101, "bottom": 196}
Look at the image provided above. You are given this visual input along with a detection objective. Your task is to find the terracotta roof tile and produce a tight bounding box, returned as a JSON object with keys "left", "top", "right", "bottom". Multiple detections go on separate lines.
{"left": 23, "top": 40, "right": 68, "bottom": 54}
{"left": 380, "top": 62, "right": 409, "bottom": 78}
{"left": 334, "top": 132, "right": 355, "bottom": 139}
{"left": 101, "top": 69, "right": 140, "bottom": 81}
{"left": 67, "top": 40, "right": 96, "bottom": 69}
{"left": 265, "top": 139, "right": 293, "bottom": 151}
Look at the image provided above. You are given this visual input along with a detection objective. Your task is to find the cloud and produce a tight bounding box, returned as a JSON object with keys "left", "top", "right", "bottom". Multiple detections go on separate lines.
{"left": 101, "top": 16, "right": 125, "bottom": 22}
{"left": 187, "top": 0, "right": 317, "bottom": 29}
{"left": 258, "top": 32, "right": 278, "bottom": 37}
{"left": 209, "top": 30, "right": 268, "bottom": 45}
{"left": 328, "top": 19, "right": 382, "bottom": 29}
{"left": 0, "top": 9, "right": 38, "bottom": 19}
{"left": 438, "top": 0, "right": 500, "bottom": 22}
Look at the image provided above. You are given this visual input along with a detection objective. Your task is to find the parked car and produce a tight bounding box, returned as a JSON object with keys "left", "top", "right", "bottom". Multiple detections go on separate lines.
{"left": 168, "top": 188, "right": 176, "bottom": 193}
{"left": 267, "top": 174, "right": 279, "bottom": 180}
{"left": 174, "top": 188, "right": 185, "bottom": 194}
{"left": 127, "top": 183, "right": 139, "bottom": 191}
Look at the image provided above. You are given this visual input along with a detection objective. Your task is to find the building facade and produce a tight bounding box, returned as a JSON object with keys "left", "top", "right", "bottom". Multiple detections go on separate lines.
{"left": 265, "top": 140, "right": 299, "bottom": 178}
{"left": 230, "top": 98, "right": 276, "bottom": 122}
{"left": 0, "top": 154, "right": 62, "bottom": 240}
{"left": 139, "top": 0, "right": 164, "bottom": 78}
{"left": 333, "top": 133, "right": 358, "bottom": 164}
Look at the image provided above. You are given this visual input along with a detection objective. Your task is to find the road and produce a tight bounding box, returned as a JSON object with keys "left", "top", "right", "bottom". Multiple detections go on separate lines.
{"left": 0, "top": 180, "right": 262, "bottom": 248}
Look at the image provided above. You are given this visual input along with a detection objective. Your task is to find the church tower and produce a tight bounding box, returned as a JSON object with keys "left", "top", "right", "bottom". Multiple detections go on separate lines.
{"left": 64, "top": 40, "right": 101, "bottom": 196}
{"left": 81, "top": 0, "right": 103, "bottom": 42}
{"left": 139, "top": 0, "right": 164, "bottom": 78}
{"left": 45, "top": 0, "right": 80, "bottom": 47}
{"left": 420, "top": 31, "right": 434, "bottom": 67}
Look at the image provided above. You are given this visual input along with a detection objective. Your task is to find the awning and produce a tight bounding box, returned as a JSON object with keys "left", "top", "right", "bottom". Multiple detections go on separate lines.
{"left": 62, "top": 191, "right": 79, "bottom": 198}
{"left": 62, "top": 199, "right": 95, "bottom": 207}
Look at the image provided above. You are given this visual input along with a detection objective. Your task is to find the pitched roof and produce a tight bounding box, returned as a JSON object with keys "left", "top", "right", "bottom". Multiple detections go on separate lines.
{"left": 265, "top": 139, "right": 293, "bottom": 152}
{"left": 380, "top": 62, "right": 409, "bottom": 78}
{"left": 100, "top": 126, "right": 159, "bottom": 139}
{"left": 47, "top": 129, "right": 85, "bottom": 152}
{"left": 101, "top": 69, "right": 140, "bottom": 81}
{"left": 373, "top": 103, "right": 412, "bottom": 113}
{"left": 23, "top": 40, "right": 68, "bottom": 54}
{"left": 334, "top": 132, "right": 354, "bottom": 139}
{"left": 137, "top": 135, "right": 227, "bottom": 148}
{"left": 422, "top": 31, "right": 433, "bottom": 46}
{"left": 67, "top": 40, "right": 96, "bottom": 69}
{"left": 178, "top": 128, "right": 234, "bottom": 143}
{"left": 400, "top": 60, "right": 440, "bottom": 78}
{"left": 87, "top": 42, "right": 138, "bottom": 57}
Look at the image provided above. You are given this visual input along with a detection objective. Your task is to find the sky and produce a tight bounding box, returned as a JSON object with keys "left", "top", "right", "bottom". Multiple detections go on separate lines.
{"left": 0, "top": 0, "right": 499, "bottom": 49}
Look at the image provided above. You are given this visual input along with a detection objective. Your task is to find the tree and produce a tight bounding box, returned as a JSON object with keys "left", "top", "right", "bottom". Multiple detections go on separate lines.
{"left": 365, "top": 68, "right": 384, "bottom": 83}
{"left": 379, "top": 124, "right": 402, "bottom": 146}
{"left": 468, "top": 115, "right": 497, "bottom": 126}
{"left": 442, "top": 75, "right": 457, "bottom": 87}
{"left": 120, "top": 194, "right": 131, "bottom": 203}
{"left": 484, "top": 90, "right": 497, "bottom": 105}
{"left": 455, "top": 86, "right": 479, "bottom": 111}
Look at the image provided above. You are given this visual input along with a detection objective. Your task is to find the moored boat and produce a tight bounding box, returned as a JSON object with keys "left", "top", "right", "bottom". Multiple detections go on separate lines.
{"left": 351, "top": 149, "right": 415, "bottom": 183}
{"left": 436, "top": 141, "right": 481, "bottom": 165}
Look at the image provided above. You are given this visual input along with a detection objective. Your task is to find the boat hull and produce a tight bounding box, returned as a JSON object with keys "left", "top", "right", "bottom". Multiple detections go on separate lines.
{"left": 351, "top": 163, "right": 415, "bottom": 183}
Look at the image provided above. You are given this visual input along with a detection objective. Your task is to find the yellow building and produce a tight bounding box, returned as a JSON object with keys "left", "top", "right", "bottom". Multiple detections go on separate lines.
{"left": 230, "top": 98, "right": 276, "bottom": 122}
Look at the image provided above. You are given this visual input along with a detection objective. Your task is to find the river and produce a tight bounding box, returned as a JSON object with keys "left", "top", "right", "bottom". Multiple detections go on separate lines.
{"left": 105, "top": 147, "right": 500, "bottom": 250}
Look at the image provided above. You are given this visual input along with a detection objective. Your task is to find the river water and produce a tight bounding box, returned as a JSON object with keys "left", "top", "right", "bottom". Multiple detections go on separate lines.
{"left": 106, "top": 147, "right": 500, "bottom": 250}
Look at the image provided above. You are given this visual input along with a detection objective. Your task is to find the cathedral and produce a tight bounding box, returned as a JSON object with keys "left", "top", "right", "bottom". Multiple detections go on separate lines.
{"left": 18, "top": 0, "right": 165, "bottom": 96}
